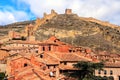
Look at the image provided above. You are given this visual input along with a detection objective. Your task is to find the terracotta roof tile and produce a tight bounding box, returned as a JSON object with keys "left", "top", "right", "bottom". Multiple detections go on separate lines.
{"left": 53, "top": 52, "right": 90, "bottom": 62}
{"left": 44, "top": 53, "right": 60, "bottom": 65}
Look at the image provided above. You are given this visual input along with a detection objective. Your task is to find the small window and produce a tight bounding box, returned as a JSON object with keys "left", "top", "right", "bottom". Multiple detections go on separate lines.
{"left": 73, "top": 50, "right": 75, "bottom": 52}
{"left": 69, "top": 50, "right": 72, "bottom": 53}
{"left": 40, "top": 54, "right": 43, "bottom": 58}
{"left": 64, "top": 62, "right": 67, "bottom": 65}
{"left": 98, "top": 70, "right": 101, "bottom": 74}
{"left": 110, "top": 70, "right": 113, "bottom": 75}
{"left": 48, "top": 46, "right": 51, "bottom": 51}
{"left": 104, "top": 70, "right": 107, "bottom": 75}
{"left": 46, "top": 19, "right": 49, "bottom": 22}
{"left": 43, "top": 46, "right": 45, "bottom": 51}
{"left": 54, "top": 40, "right": 56, "bottom": 42}
{"left": 36, "top": 50, "right": 38, "bottom": 53}
{"left": 24, "top": 63, "right": 28, "bottom": 67}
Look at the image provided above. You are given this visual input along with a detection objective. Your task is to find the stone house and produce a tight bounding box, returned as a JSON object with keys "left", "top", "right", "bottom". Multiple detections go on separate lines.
{"left": 95, "top": 62, "right": 120, "bottom": 80}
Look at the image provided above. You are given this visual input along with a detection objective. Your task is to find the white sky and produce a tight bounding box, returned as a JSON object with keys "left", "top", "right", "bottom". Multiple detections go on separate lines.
{"left": 0, "top": 0, "right": 120, "bottom": 25}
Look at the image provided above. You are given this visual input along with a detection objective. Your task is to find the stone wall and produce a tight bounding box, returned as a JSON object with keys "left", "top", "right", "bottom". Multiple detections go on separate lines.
{"left": 34, "top": 9, "right": 57, "bottom": 31}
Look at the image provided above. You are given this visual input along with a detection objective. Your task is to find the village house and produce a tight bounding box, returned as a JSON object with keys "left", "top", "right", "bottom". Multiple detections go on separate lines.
{"left": 94, "top": 51, "right": 120, "bottom": 80}
{"left": 95, "top": 62, "right": 120, "bottom": 80}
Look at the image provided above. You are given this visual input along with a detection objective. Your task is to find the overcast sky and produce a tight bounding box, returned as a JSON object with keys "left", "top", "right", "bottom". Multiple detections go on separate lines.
{"left": 0, "top": 0, "right": 120, "bottom": 25}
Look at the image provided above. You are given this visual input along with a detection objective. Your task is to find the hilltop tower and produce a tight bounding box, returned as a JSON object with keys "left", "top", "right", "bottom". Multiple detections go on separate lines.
{"left": 65, "top": 9, "right": 72, "bottom": 14}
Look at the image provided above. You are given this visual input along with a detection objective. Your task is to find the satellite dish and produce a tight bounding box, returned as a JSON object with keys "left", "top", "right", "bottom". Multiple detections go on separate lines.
{"left": 49, "top": 71, "right": 54, "bottom": 77}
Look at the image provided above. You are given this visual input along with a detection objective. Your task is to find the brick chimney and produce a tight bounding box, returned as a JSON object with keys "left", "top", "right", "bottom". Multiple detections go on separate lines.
{"left": 65, "top": 9, "right": 72, "bottom": 14}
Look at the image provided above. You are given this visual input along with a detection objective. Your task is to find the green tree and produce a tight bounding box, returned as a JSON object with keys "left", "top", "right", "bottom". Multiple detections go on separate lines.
{"left": 65, "top": 61, "right": 104, "bottom": 80}
{"left": 0, "top": 72, "right": 5, "bottom": 80}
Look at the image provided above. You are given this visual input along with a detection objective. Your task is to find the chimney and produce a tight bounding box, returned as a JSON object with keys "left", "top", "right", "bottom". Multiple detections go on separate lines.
{"left": 65, "top": 9, "right": 72, "bottom": 14}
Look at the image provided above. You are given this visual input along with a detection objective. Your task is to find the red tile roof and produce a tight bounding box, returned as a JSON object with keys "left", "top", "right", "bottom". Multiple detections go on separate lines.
{"left": 50, "top": 52, "right": 90, "bottom": 62}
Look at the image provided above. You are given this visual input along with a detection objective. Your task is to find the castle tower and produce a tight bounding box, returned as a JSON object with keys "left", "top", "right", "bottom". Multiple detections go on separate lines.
{"left": 65, "top": 9, "right": 72, "bottom": 14}
{"left": 27, "top": 24, "right": 35, "bottom": 41}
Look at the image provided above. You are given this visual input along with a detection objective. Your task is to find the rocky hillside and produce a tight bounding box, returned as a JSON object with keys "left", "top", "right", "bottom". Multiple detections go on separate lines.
{"left": 35, "top": 14, "right": 120, "bottom": 53}
{"left": 0, "top": 20, "right": 35, "bottom": 37}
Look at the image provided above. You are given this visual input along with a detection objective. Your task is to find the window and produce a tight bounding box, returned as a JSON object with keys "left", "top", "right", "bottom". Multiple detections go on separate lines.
{"left": 64, "top": 62, "right": 67, "bottom": 65}
{"left": 24, "top": 63, "right": 28, "bottom": 67}
{"left": 98, "top": 70, "right": 101, "bottom": 74}
{"left": 36, "top": 50, "right": 38, "bottom": 53}
{"left": 73, "top": 50, "right": 75, "bottom": 52}
{"left": 48, "top": 46, "right": 51, "bottom": 51}
{"left": 43, "top": 46, "right": 45, "bottom": 51}
{"left": 46, "top": 19, "right": 49, "bottom": 22}
{"left": 69, "top": 50, "right": 72, "bottom": 53}
{"left": 110, "top": 70, "right": 113, "bottom": 75}
{"left": 54, "top": 40, "right": 56, "bottom": 42}
{"left": 104, "top": 70, "right": 107, "bottom": 75}
{"left": 40, "top": 54, "right": 43, "bottom": 58}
